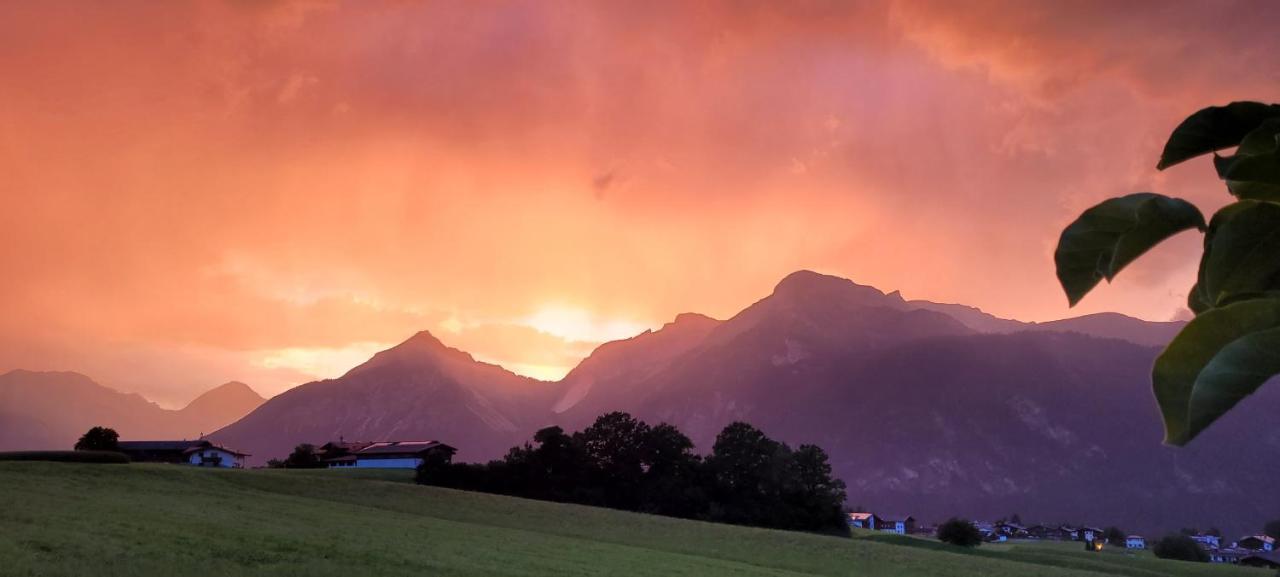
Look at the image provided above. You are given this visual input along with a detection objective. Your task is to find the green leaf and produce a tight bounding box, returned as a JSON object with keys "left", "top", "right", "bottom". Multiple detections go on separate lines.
{"left": 1158, "top": 102, "right": 1280, "bottom": 170}
{"left": 1187, "top": 281, "right": 1211, "bottom": 316}
{"left": 1214, "top": 118, "right": 1280, "bottom": 200}
{"left": 1154, "top": 297, "right": 1280, "bottom": 445}
{"left": 1055, "top": 193, "right": 1206, "bottom": 306}
{"left": 1188, "top": 326, "right": 1280, "bottom": 439}
{"left": 1199, "top": 201, "right": 1280, "bottom": 307}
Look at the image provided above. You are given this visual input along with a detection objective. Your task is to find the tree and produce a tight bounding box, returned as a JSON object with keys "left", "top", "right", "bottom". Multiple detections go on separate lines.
{"left": 1052, "top": 101, "right": 1280, "bottom": 445}
{"left": 1266, "top": 519, "right": 1280, "bottom": 540}
{"left": 74, "top": 426, "right": 119, "bottom": 452}
{"left": 1104, "top": 526, "right": 1126, "bottom": 545}
{"left": 1153, "top": 535, "right": 1209, "bottom": 563}
{"left": 937, "top": 518, "right": 983, "bottom": 548}
{"left": 1010, "top": 513, "right": 1023, "bottom": 525}
{"left": 283, "top": 443, "right": 323, "bottom": 468}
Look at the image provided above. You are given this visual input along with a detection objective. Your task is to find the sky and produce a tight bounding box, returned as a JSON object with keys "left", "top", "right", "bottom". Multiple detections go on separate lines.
{"left": 2, "top": 0, "right": 1279, "bottom": 407}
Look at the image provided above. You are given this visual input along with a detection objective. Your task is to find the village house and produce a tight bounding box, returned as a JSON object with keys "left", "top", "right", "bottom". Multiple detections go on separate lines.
{"left": 878, "top": 515, "right": 916, "bottom": 535}
{"left": 1209, "top": 547, "right": 1249, "bottom": 564}
{"left": 1239, "top": 535, "right": 1276, "bottom": 552}
{"left": 1058, "top": 526, "right": 1080, "bottom": 541}
{"left": 322, "top": 440, "right": 456, "bottom": 469}
{"left": 1080, "top": 527, "right": 1102, "bottom": 543}
{"left": 1026, "top": 524, "right": 1056, "bottom": 540}
{"left": 1240, "top": 551, "right": 1280, "bottom": 569}
{"left": 1190, "top": 533, "right": 1221, "bottom": 549}
{"left": 1124, "top": 535, "right": 1146, "bottom": 549}
{"left": 116, "top": 440, "right": 249, "bottom": 468}
{"left": 995, "top": 522, "right": 1028, "bottom": 539}
{"left": 846, "top": 512, "right": 879, "bottom": 530}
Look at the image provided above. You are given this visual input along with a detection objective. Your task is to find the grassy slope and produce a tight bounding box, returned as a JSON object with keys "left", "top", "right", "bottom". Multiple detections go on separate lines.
{"left": 0, "top": 464, "right": 1253, "bottom": 577}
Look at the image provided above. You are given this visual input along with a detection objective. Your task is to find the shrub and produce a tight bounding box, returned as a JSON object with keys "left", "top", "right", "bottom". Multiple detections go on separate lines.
{"left": 937, "top": 518, "right": 983, "bottom": 548}
{"left": 1104, "top": 526, "right": 1126, "bottom": 545}
{"left": 0, "top": 451, "right": 129, "bottom": 464}
{"left": 1153, "top": 534, "right": 1209, "bottom": 563}
{"left": 74, "top": 426, "right": 119, "bottom": 452}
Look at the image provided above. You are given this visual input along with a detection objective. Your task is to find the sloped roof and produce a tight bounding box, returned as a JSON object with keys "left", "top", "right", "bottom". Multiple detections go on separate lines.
{"left": 848, "top": 512, "right": 877, "bottom": 521}
{"left": 118, "top": 440, "right": 205, "bottom": 452}
{"left": 354, "top": 441, "right": 456, "bottom": 456}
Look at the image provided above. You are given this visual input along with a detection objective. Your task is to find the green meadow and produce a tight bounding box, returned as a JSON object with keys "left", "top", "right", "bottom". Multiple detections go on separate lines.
{"left": 0, "top": 463, "right": 1257, "bottom": 577}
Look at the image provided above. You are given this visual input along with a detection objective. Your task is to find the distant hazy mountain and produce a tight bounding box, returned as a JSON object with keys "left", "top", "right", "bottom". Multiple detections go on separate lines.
{"left": 176, "top": 381, "right": 266, "bottom": 438}
{"left": 0, "top": 370, "right": 264, "bottom": 451}
{"left": 211, "top": 331, "right": 559, "bottom": 463}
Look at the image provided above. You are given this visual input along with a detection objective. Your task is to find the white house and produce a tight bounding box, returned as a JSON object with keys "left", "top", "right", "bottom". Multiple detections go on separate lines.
{"left": 847, "top": 512, "right": 879, "bottom": 529}
{"left": 117, "top": 440, "right": 248, "bottom": 468}
{"left": 1191, "top": 534, "right": 1221, "bottom": 549}
{"left": 350, "top": 440, "right": 456, "bottom": 469}
{"left": 1125, "top": 536, "right": 1146, "bottom": 549}
{"left": 879, "top": 515, "right": 916, "bottom": 534}
{"left": 1240, "top": 535, "right": 1277, "bottom": 552}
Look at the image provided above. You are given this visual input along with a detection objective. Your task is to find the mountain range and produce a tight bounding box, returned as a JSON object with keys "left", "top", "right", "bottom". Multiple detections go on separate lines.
{"left": 0, "top": 371, "right": 264, "bottom": 451}
{"left": 4, "top": 270, "right": 1275, "bottom": 535}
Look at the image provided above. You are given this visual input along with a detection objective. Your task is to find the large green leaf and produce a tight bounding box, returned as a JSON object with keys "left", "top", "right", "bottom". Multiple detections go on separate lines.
{"left": 1214, "top": 118, "right": 1280, "bottom": 201}
{"left": 1153, "top": 297, "right": 1280, "bottom": 445}
{"left": 1158, "top": 102, "right": 1280, "bottom": 170}
{"left": 1055, "top": 193, "right": 1206, "bottom": 306}
{"left": 1188, "top": 326, "right": 1280, "bottom": 439}
{"left": 1199, "top": 200, "right": 1280, "bottom": 307}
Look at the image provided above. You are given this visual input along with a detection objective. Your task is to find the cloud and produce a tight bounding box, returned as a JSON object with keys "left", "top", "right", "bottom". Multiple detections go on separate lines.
{"left": 0, "top": 0, "right": 1276, "bottom": 399}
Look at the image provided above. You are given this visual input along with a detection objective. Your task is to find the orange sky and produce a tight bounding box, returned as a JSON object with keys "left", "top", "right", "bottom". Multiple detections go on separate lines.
{"left": 3, "top": 1, "right": 1278, "bottom": 407}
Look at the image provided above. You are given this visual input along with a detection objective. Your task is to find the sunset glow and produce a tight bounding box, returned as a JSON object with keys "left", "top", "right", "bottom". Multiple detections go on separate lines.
{"left": 2, "top": 1, "right": 1278, "bottom": 406}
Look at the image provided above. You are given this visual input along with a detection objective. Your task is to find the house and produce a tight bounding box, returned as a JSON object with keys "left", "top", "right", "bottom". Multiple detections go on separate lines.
{"left": 847, "top": 512, "right": 879, "bottom": 530}
{"left": 1209, "top": 547, "right": 1249, "bottom": 564}
{"left": 878, "top": 515, "right": 915, "bottom": 534}
{"left": 117, "top": 440, "right": 249, "bottom": 468}
{"left": 995, "top": 522, "right": 1028, "bottom": 538}
{"left": 349, "top": 440, "right": 456, "bottom": 469}
{"left": 1240, "top": 551, "right": 1280, "bottom": 569}
{"left": 1026, "top": 525, "right": 1056, "bottom": 540}
{"left": 319, "top": 440, "right": 374, "bottom": 467}
{"left": 1124, "top": 535, "right": 1146, "bottom": 549}
{"left": 1080, "top": 527, "right": 1102, "bottom": 543}
{"left": 1190, "top": 534, "right": 1221, "bottom": 549}
{"left": 1239, "top": 535, "right": 1276, "bottom": 552}
{"left": 1059, "top": 526, "right": 1080, "bottom": 541}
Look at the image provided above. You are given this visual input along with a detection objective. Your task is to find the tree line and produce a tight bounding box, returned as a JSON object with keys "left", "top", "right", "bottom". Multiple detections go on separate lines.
{"left": 415, "top": 412, "right": 850, "bottom": 535}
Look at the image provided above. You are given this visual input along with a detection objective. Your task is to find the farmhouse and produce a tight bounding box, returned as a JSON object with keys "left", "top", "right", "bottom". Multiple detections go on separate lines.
{"left": 1190, "top": 533, "right": 1221, "bottom": 549}
{"left": 1080, "top": 526, "right": 1101, "bottom": 542}
{"left": 329, "top": 440, "right": 456, "bottom": 469}
{"left": 995, "top": 522, "right": 1027, "bottom": 538}
{"left": 1026, "top": 524, "right": 1056, "bottom": 540}
{"left": 1240, "top": 551, "right": 1280, "bottom": 569}
{"left": 847, "top": 512, "right": 879, "bottom": 529}
{"left": 117, "top": 440, "right": 248, "bottom": 468}
{"left": 1124, "top": 535, "right": 1146, "bottom": 549}
{"left": 1239, "top": 535, "right": 1276, "bottom": 552}
{"left": 1209, "top": 547, "right": 1249, "bottom": 564}
{"left": 878, "top": 515, "right": 916, "bottom": 535}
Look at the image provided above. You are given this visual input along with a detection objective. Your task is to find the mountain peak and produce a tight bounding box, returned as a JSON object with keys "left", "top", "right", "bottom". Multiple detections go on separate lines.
{"left": 667, "top": 312, "right": 719, "bottom": 329}
{"left": 770, "top": 270, "right": 899, "bottom": 307}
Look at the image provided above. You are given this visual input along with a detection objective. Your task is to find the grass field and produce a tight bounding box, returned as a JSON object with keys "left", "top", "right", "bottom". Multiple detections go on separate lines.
{"left": 0, "top": 463, "right": 1261, "bottom": 577}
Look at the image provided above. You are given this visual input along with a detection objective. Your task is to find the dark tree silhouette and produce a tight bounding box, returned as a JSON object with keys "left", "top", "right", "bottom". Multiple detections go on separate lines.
{"left": 74, "top": 426, "right": 119, "bottom": 452}
{"left": 937, "top": 518, "right": 983, "bottom": 548}
{"left": 283, "top": 443, "right": 324, "bottom": 468}
{"left": 416, "top": 413, "right": 849, "bottom": 535}
{"left": 1153, "top": 535, "right": 1209, "bottom": 563}
{"left": 1266, "top": 519, "right": 1280, "bottom": 540}
{"left": 1104, "top": 526, "right": 1126, "bottom": 545}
